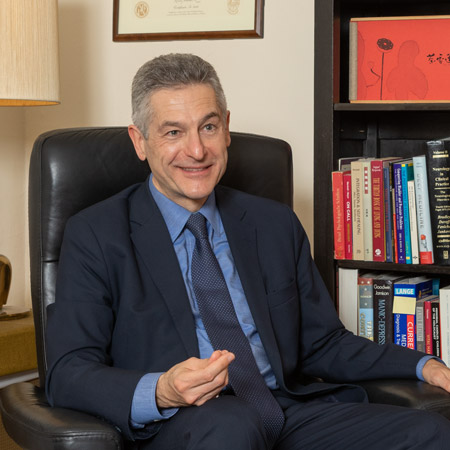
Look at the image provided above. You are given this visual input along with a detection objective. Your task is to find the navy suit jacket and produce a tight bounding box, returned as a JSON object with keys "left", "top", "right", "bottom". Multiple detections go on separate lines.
{"left": 45, "top": 179, "right": 424, "bottom": 441}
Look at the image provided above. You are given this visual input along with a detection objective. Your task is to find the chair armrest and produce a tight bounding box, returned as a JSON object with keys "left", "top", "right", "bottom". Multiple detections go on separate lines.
{"left": 358, "top": 379, "right": 450, "bottom": 420}
{"left": 0, "top": 382, "right": 123, "bottom": 450}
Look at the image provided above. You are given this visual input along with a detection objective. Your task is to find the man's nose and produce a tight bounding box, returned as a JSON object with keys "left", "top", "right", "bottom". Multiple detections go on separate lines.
{"left": 186, "top": 132, "right": 206, "bottom": 159}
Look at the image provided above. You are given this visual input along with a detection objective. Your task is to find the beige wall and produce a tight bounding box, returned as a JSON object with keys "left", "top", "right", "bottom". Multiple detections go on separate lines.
{"left": 2, "top": 0, "right": 314, "bottom": 307}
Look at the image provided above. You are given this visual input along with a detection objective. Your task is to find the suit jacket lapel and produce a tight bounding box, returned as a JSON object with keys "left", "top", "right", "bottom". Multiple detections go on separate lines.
{"left": 129, "top": 182, "right": 199, "bottom": 358}
{"left": 216, "top": 187, "right": 284, "bottom": 383}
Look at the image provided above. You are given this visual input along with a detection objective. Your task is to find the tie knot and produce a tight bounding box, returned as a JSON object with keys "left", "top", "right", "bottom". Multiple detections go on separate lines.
{"left": 186, "top": 213, "right": 208, "bottom": 241}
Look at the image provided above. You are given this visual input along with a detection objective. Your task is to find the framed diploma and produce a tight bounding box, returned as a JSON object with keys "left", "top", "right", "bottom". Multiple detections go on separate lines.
{"left": 113, "top": 0, "right": 264, "bottom": 41}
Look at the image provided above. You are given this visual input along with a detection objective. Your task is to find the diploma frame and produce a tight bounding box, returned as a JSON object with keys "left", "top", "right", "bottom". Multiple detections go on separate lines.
{"left": 113, "top": 0, "right": 264, "bottom": 41}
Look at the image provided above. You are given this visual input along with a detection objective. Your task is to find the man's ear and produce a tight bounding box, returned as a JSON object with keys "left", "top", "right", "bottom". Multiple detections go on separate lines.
{"left": 128, "top": 125, "right": 147, "bottom": 161}
{"left": 225, "top": 111, "right": 231, "bottom": 147}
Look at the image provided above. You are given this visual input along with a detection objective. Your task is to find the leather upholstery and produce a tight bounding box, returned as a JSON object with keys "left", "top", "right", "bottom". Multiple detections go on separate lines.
{"left": 1, "top": 127, "right": 449, "bottom": 449}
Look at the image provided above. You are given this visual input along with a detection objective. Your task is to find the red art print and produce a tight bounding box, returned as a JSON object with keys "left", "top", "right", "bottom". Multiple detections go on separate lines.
{"left": 352, "top": 17, "right": 450, "bottom": 102}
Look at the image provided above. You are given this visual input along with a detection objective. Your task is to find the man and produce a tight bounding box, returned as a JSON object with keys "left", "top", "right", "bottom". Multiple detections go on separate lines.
{"left": 46, "top": 53, "right": 450, "bottom": 449}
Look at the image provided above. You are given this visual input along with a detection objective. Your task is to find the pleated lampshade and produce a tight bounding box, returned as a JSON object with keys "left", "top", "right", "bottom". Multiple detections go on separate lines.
{"left": 0, "top": 0, "right": 60, "bottom": 106}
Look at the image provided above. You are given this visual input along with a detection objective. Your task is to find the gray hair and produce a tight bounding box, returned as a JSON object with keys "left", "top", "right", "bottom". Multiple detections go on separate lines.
{"left": 131, "top": 53, "right": 228, "bottom": 138}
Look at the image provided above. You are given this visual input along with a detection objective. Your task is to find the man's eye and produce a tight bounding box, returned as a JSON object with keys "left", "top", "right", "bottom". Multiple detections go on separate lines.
{"left": 168, "top": 130, "right": 179, "bottom": 136}
{"left": 204, "top": 124, "right": 216, "bottom": 131}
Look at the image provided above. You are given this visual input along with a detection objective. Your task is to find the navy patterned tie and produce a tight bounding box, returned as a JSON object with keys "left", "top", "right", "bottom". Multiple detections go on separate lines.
{"left": 186, "top": 213, "right": 285, "bottom": 447}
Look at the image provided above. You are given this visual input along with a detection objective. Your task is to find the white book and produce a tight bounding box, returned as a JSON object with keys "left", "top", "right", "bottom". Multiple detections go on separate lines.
{"left": 440, "top": 285, "right": 450, "bottom": 366}
{"left": 412, "top": 155, "right": 434, "bottom": 264}
{"left": 407, "top": 179, "right": 420, "bottom": 264}
{"left": 338, "top": 268, "right": 359, "bottom": 335}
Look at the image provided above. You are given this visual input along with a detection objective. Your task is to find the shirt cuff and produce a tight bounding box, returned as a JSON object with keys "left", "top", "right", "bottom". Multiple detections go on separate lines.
{"left": 130, "top": 372, "right": 178, "bottom": 427}
{"left": 416, "top": 355, "right": 446, "bottom": 381}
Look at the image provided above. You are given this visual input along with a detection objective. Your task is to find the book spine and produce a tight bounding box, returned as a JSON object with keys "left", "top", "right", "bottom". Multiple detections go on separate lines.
{"left": 394, "top": 313, "right": 415, "bottom": 349}
{"left": 343, "top": 171, "right": 353, "bottom": 260}
{"left": 431, "top": 300, "right": 441, "bottom": 357}
{"left": 426, "top": 140, "right": 450, "bottom": 265}
{"left": 439, "top": 289, "right": 450, "bottom": 366}
{"left": 407, "top": 178, "right": 420, "bottom": 264}
{"left": 412, "top": 155, "right": 434, "bottom": 264}
{"left": 358, "top": 276, "right": 374, "bottom": 341}
{"left": 383, "top": 165, "right": 394, "bottom": 263}
{"left": 401, "top": 163, "right": 412, "bottom": 264}
{"left": 392, "top": 188, "right": 398, "bottom": 263}
{"left": 351, "top": 161, "right": 364, "bottom": 260}
{"left": 373, "top": 279, "right": 394, "bottom": 345}
{"left": 332, "top": 171, "right": 346, "bottom": 259}
{"left": 362, "top": 161, "right": 373, "bottom": 261}
{"left": 393, "top": 163, "right": 406, "bottom": 263}
{"left": 424, "top": 300, "right": 433, "bottom": 354}
{"left": 371, "top": 160, "right": 385, "bottom": 261}
{"left": 416, "top": 300, "right": 425, "bottom": 352}
{"left": 349, "top": 21, "right": 358, "bottom": 102}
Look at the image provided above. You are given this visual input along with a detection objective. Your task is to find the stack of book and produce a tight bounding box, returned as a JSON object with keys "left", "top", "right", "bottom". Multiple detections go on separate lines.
{"left": 338, "top": 268, "right": 450, "bottom": 365}
{"left": 332, "top": 139, "right": 450, "bottom": 266}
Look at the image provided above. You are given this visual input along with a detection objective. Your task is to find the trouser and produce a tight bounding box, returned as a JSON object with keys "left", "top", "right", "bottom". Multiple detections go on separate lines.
{"left": 130, "top": 393, "right": 450, "bottom": 450}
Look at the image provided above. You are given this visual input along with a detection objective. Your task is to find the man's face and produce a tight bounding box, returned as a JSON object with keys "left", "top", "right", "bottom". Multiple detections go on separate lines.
{"left": 129, "top": 84, "right": 230, "bottom": 212}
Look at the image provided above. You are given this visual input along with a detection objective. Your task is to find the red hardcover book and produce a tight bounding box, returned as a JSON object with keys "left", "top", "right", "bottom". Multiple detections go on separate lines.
{"left": 332, "top": 171, "right": 346, "bottom": 259}
{"left": 424, "top": 298, "right": 434, "bottom": 355}
{"left": 343, "top": 171, "right": 353, "bottom": 259}
{"left": 349, "top": 16, "right": 450, "bottom": 102}
{"left": 371, "top": 159, "right": 385, "bottom": 261}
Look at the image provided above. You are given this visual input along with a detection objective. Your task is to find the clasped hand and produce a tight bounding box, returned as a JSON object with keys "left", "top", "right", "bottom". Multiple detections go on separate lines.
{"left": 156, "top": 350, "right": 235, "bottom": 409}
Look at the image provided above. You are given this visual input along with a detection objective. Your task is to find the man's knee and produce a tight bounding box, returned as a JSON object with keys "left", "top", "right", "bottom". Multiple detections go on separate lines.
{"left": 192, "top": 396, "right": 267, "bottom": 447}
{"left": 148, "top": 395, "right": 268, "bottom": 450}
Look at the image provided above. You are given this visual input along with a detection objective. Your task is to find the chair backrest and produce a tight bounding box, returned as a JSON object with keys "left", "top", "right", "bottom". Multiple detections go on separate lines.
{"left": 29, "top": 127, "right": 293, "bottom": 384}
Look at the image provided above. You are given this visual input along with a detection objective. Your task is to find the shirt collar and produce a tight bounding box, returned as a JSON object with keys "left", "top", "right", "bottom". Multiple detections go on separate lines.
{"left": 149, "top": 174, "right": 223, "bottom": 242}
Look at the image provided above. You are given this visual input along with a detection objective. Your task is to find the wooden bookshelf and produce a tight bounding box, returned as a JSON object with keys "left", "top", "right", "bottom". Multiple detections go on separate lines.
{"left": 314, "top": 0, "right": 450, "bottom": 303}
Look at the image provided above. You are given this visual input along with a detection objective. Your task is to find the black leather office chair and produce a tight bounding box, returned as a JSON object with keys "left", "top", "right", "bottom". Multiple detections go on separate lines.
{"left": 0, "top": 127, "right": 449, "bottom": 449}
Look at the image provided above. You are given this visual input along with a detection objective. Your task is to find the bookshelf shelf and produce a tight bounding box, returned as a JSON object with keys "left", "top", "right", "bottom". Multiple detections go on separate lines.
{"left": 334, "top": 103, "right": 450, "bottom": 112}
{"left": 337, "top": 261, "right": 450, "bottom": 277}
{"left": 314, "top": 0, "right": 450, "bottom": 303}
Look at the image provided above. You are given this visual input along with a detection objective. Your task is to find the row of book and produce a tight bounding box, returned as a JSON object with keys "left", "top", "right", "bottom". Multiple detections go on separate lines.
{"left": 338, "top": 269, "right": 450, "bottom": 365}
{"left": 332, "top": 139, "right": 450, "bottom": 265}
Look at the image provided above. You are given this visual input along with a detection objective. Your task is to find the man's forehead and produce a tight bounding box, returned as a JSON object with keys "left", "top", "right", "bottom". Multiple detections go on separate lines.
{"left": 149, "top": 84, "right": 221, "bottom": 121}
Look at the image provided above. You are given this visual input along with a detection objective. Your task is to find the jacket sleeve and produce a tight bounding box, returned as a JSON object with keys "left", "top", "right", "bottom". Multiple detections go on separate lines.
{"left": 45, "top": 214, "right": 159, "bottom": 441}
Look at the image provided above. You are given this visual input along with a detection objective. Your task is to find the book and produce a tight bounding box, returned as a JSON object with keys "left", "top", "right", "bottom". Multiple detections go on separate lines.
{"left": 351, "top": 160, "right": 365, "bottom": 260}
{"left": 439, "top": 285, "right": 450, "bottom": 365}
{"left": 393, "top": 277, "right": 433, "bottom": 349}
{"left": 412, "top": 155, "right": 434, "bottom": 264}
{"left": 426, "top": 139, "right": 450, "bottom": 265}
{"left": 343, "top": 171, "right": 353, "bottom": 259}
{"left": 332, "top": 171, "right": 346, "bottom": 259}
{"left": 423, "top": 296, "right": 435, "bottom": 355}
{"left": 393, "top": 161, "right": 407, "bottom": 263}
{"left": 371, "top": 159, "right": 385, "bottom": 261}
{"left": 407, "top": 177, "right": 420, "bottom": 264}
{"left": 362, "top": 160, "right": 374, "bottom": 261}
{"left": 373, "top": 273, "right": 405, "bottom": 345}
{"left": 431, "top": 298, "right": 441, "bottom": 357}
{"left": 383, "top": 161, "right": 395, "bottom": 262}
{"left": 358, "top": 272, "right": 378, "bottom": 340}
{"left": 338, "top": 268, "right": 359, "bottom": 334}
{"left": 349, "top": 16, "right": 450, "bottom": 102}
{"left": 401, "top": 160, "right": 413, "bottom": 264}
{"left": 338, "top": 156, "right": 361, "bottom": 172}
{"left": 415, "top": 297, "right": 426, "bottom": 352}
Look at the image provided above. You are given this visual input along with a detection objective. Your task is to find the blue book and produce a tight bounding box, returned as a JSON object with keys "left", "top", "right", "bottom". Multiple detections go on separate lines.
{"left": 412, "top": 155, "right": 434, "bottom": 264}
{"left": 393, "top": 277, "right": 433, "bottom": 349}
{"left": 393, "top": 161, "right": 406, "bottom": 263}
{"left": 401, "top": 161, "right": 413, "bottom": 264}
{"left": 383, "top": 165, "right": 394, "bottom": 263}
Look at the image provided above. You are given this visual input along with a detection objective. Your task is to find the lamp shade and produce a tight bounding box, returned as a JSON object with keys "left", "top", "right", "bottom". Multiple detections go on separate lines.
{"left": 0, "top": 0, "right": 60, "bottom": 106}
